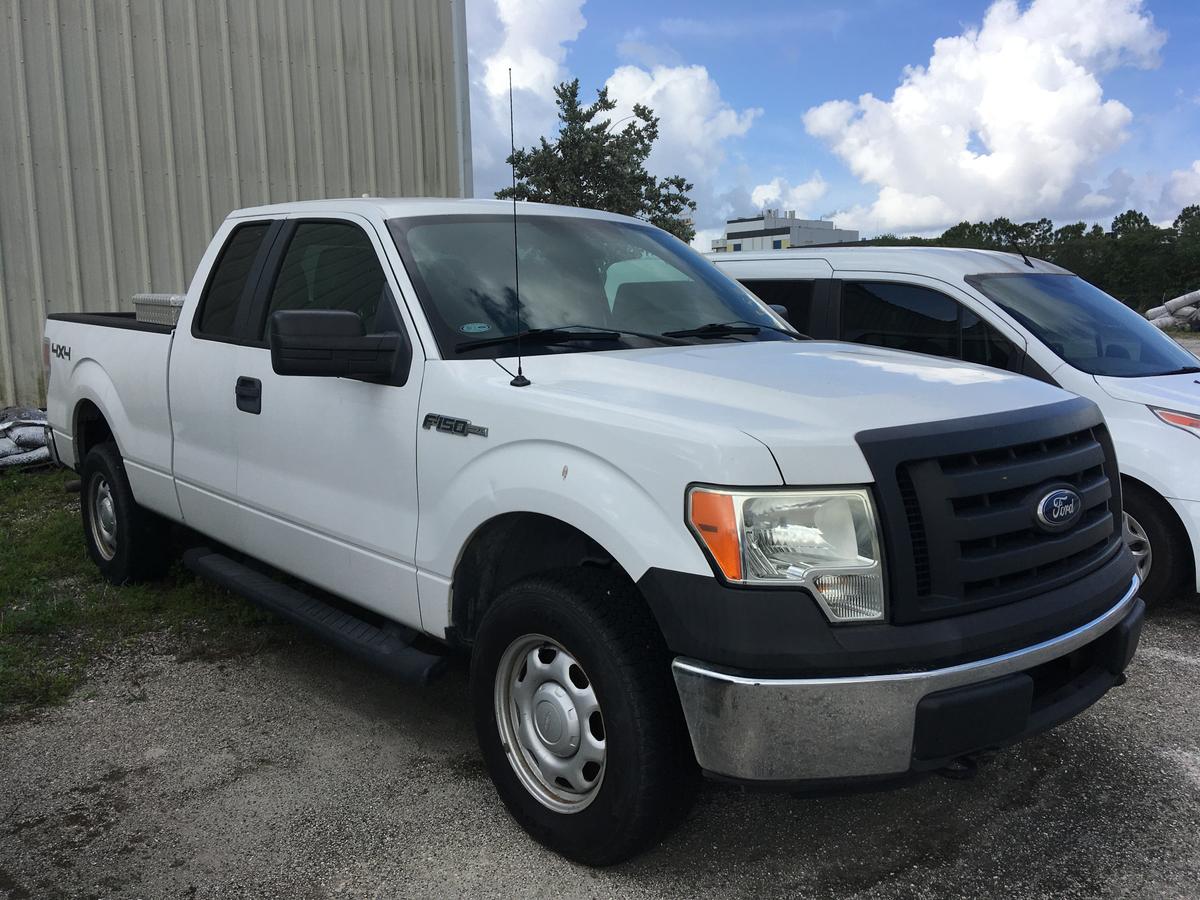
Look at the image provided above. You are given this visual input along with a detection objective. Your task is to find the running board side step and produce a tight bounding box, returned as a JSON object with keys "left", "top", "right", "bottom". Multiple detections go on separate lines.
{"left": 183, "top": 547, "right": 450, "bottom": 685}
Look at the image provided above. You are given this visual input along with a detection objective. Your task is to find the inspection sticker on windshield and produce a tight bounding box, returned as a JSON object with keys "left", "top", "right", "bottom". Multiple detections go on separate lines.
{"left": 459, "top": 322, "right": 491, "bottom": 334}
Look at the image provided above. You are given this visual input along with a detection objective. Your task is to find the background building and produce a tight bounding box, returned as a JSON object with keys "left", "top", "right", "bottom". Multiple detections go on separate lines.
{"left": 711, "top": 209, "right": 859, "bottom": 253}
{"left": 0, "top": 0, "right": 471, "bottom": 407}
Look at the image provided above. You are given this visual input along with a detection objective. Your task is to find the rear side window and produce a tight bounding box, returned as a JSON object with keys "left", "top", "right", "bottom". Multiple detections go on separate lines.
{"left": 262, "top": 221, "right": 389, "bottom": 336}
{"left": 740, "top": 280, "right": 815, "bottom": 332}
{"left": 840, "top": 281, "right": 1019, "bottom": 369}
{"left": 196, "top": 223, "right": 271, "bottom": 338}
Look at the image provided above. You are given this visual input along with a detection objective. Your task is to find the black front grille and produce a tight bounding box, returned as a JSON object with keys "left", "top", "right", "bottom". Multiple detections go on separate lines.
{"left": 857, "top": 399, "right": 1124, "bottom": 624}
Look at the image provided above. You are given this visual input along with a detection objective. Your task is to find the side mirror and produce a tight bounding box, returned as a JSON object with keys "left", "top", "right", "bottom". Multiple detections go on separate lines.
{"left": 769, "top": 304, "right": 790, "bottom": 322}
{"left": 269, "top": 309, "right": 400, "bottom": 378}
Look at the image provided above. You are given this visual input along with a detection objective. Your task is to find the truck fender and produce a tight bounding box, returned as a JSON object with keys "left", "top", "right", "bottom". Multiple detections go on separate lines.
{"left": 416, "top": 440, "right": 713, "bottom": 633}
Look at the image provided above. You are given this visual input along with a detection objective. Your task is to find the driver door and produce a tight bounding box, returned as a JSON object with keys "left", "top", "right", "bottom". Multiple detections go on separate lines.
{"left": 230, "top": 213, "right": 426, "bottom": 629}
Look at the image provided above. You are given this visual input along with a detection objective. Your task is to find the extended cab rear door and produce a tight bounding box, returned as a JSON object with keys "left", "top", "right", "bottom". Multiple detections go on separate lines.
{"left": 227, "top": 212, "right": 426, "bottom": 630}
{"left": 169, "top": 218, "right": 282, "bottom": 542}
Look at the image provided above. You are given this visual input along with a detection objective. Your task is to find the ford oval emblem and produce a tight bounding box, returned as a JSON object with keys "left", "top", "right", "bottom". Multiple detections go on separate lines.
{"left": 1035, "top": 488, "right": 1083, "bottom": 532}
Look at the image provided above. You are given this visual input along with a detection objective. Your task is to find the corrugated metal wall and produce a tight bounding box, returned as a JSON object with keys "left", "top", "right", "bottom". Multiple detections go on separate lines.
{"left": 0, "top": 0, "right": 472, "bottom": 406}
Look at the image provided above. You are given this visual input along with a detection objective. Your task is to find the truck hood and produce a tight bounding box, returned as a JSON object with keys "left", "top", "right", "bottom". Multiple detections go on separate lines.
{"left": 1093, "top": 371, "right": 1200, "bottom": 414}
{"left": 512, "top": 341, "right": 1075, "bottom": 484}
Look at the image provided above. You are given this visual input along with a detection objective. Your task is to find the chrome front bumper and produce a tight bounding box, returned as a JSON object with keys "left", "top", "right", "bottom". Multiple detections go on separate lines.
{"left": 671, "top": 575, "right": 1142, "bottom": 783}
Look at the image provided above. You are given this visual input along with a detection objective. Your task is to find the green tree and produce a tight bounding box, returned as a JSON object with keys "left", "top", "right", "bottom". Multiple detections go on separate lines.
{"left": 496, "top": 79, "right": 697, "bottom": 242}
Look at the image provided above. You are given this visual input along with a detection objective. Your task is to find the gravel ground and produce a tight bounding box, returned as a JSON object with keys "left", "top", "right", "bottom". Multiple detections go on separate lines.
{"left": 1, "top": 594, "right": 1198, "bottom": 899}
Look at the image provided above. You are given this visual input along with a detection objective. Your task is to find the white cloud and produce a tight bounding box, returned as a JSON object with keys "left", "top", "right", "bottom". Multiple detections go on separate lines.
{"left": 750, "top": 174, "right": 829, "bottom": 215}
{"left": 467, "top": 3, "right": 762, "bottom": 245}
{"left": 467, "top": 0, "right": 587, "bottom": 196}
{"left": 801, "top": 0, "right": 1166, "bottom": 233}
{"left": 1164, "top": 161, "right": 1200, "bottom": 209}
{"left": 604, "top": 64, "right": 761, "bottom": 180}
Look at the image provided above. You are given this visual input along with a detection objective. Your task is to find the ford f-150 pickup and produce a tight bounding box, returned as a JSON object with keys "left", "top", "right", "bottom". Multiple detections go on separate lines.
{"left": 44, "top": 198, "right": 1143, "bottom": 864}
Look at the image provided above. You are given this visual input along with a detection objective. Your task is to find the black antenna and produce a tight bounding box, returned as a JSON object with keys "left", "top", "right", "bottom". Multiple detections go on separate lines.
{"left": 508, "top": 68, "right": 530, "bottom": 387}
{"left": 1010, "top": 241, "right": 1034, "bottom": 268}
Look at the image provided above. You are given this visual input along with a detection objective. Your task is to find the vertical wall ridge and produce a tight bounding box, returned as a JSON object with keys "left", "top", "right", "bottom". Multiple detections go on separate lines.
{"left": 0, "top": 0, "right": 470, "bottom": 406}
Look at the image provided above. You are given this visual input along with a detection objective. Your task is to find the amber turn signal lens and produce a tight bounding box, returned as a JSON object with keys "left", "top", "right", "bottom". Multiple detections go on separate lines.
{"left": 688, "top": 489, "right": 742, "bottom": 581}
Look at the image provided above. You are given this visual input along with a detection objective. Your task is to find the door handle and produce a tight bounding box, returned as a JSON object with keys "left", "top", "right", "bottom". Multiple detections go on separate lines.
{"left": 235, "top": 376, "right": 262, "bottom": 415}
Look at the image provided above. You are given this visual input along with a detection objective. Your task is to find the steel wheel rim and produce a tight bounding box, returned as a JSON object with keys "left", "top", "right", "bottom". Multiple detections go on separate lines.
{"left": 88, "top": 473, "right": 118, "bottom": 561}
{"left": 494, "top": 633, "right": 607, "bottom": 813}
{"left": 1124, "top": 511, "right": 1153, "bottom": 584}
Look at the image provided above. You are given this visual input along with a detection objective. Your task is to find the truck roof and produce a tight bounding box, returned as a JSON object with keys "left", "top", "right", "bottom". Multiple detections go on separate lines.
{"left": 709, "top": 245, "right": 1072, "bottom": 280}
{"left": 228, "top": 196, "right": 644, "bottom": 225}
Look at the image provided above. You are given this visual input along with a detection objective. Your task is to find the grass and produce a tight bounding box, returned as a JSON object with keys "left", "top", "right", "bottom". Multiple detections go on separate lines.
{"left": 0, "top": 467, "right": 283, "bottom": 719}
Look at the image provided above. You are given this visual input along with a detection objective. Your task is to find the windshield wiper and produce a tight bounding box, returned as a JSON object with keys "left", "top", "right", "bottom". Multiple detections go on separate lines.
{"left": 662, "top": 320, "right": 808, "bottom": 340}
{"left": 1157, "top": 365, "right": 1200, "bottom": 375}
{"left": 456, "top": 327, "right": 620, "bottom": 353}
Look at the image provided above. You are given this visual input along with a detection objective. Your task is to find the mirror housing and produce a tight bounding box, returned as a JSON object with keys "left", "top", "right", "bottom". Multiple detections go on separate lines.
{"left": 769, "top": 304, "right": 790, "bottom": 322}
{"left": 269, "top": 309, "right": 401, "bottom": 378}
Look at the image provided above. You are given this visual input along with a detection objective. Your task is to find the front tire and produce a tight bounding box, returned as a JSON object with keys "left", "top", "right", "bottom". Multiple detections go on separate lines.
{"left": 81, "top": 442, "right": 171, "bottom": 584}
{"left": 1123, "top": 481, "right": 1190, "bottom": 605}
{"left": 470, "top": 569, "right": 696, "bottom": 865}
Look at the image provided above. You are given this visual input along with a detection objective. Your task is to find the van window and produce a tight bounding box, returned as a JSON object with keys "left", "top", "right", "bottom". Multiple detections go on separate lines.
{"left": 262, "top": 221, "right": 390, "bottom": 337}
{"left": 196, "top": 223, "right": 271, "bottom": 338}
{"left": 841, "top": 281, "right": 1017, "bottom": 369}
{"left": 842, "top": 282, "right": 958, "bottom": 357}
{"left": 740, "top": 280, "right": 815, "bottom": 332}
{"left": 969, "top": 273, "right": 1199, "bottom": 378}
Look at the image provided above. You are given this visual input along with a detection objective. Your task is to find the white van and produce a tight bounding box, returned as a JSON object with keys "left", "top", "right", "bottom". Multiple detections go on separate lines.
{"left": 712, "top": 247, "right": 1200, "bottom": 605}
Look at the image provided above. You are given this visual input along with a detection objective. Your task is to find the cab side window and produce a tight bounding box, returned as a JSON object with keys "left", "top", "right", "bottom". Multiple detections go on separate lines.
{"left": 740, "top": 280, "right": 815, "bottom": 332}
{"left": 841, "top": 281, "right": 1017, "bottom": 369}
{"left": 262, "top": 221, "right": 394, "bottom": 337}
{"left": 196, "top": 223, "right": 271, "bottom": 339}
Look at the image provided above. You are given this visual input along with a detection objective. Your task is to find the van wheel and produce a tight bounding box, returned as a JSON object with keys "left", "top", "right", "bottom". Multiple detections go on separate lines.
{"left": 1123, "top": 482, "right": 1189, "bottom": 605}
{"left": 470, "top": 569, "right": 697, "bottom": 865}
{"left": 81, "top": 443, "right": 171, "bottom": 584}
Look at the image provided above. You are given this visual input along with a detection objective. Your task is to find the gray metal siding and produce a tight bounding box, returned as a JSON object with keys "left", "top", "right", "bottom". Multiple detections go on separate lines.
{"left": 0, "top": 0, "right": 471, "bottom": 406}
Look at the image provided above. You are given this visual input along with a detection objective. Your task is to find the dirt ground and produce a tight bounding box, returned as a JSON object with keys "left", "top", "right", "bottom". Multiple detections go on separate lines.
{"left": 1, "top": 593, "right": 1198, "bottom": 899}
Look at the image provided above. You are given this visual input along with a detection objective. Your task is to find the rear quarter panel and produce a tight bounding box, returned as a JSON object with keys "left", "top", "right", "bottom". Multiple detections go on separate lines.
{"left": 45, "top": 318, "right": 179, "bottom": 519}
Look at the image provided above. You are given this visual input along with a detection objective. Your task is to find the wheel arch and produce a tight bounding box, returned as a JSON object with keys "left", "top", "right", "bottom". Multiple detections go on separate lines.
{"left": 1121, "top": 473, "right": 1196, "bottom": 584}
{"left": 450, "top": 512, "right": 638, "bottom": 645}
{"left": 73, "top": 398, "right": 117, "bottom": 465}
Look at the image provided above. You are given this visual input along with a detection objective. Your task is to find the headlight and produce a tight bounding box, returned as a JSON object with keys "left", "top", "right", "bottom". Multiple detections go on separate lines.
{"left": 1151, "top": 406, "right": 1200, "bottom": 440}
{"left": 686, "top": 486, "right": 886, "bottom": 622}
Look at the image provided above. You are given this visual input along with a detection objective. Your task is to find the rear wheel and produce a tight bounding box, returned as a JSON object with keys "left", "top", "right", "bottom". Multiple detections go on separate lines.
{"left": 470, "top": 569, "right": 696, "bottom": 865}
{"left": 1123, "top": 481, "right": 1190, "bottom": 605}
{"left": 81, "top": 443, "right": 171, "bottom": 584}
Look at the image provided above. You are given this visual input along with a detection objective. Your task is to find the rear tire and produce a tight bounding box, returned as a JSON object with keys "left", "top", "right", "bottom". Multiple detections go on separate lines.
{"left": 80, "top": 442, "right": 171, "bottom": 584}
{"left": 470, "top": 569, "right": 697, "bottom": 865}
{"left": 1123, "top": 481, "right": 1190, "bottom": 605}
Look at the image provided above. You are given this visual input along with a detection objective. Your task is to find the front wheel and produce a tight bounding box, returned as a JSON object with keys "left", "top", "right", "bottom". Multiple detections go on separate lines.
{"left": 470, "top": 570, "right": 696, "bottom": 865}
{"left": 1123, "top": 482, "right": 1190, "bottom": 605}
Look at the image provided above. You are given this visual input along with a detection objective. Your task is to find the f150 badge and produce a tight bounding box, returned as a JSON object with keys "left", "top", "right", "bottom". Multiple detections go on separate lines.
{"left": 422, "top": 413, "right": 488, "bottom": 438}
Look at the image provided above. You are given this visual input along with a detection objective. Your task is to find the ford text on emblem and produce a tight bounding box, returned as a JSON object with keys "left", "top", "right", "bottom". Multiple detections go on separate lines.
{"left": 1035, "top": 488, "right": 1082, "bottom": 532}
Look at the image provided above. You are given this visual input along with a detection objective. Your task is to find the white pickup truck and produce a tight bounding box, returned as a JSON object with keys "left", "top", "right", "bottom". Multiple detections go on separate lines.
{"left": 45, "top": 199, "right": 1143, "bottom": 864}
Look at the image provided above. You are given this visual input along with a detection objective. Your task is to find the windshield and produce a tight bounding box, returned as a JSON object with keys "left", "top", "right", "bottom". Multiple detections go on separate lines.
{"left": 968, "top": 273, "right": 1199, "bottom": 378}
{"left": 387, "top": 214, "right": 789, "bottom": 358}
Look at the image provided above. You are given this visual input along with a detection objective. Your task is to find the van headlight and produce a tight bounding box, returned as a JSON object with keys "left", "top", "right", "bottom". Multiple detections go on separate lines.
{"left": 686, "top": 486, "right": 886, "bottom": 622}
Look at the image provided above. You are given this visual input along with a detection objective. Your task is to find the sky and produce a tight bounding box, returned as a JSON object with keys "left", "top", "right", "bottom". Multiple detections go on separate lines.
{"left": 465, "top": 0, "right": 1200, "bottom": 247}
